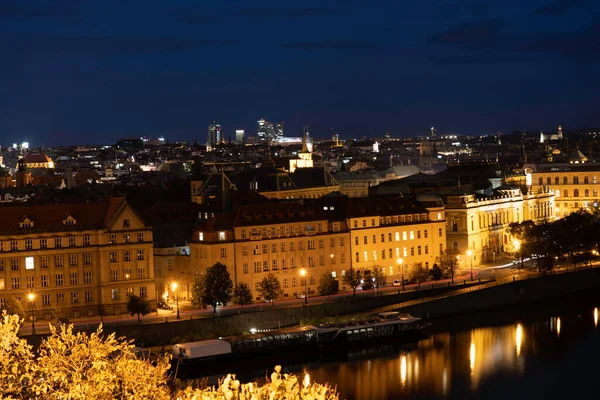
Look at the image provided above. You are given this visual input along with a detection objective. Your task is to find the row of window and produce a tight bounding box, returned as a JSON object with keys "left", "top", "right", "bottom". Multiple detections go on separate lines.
{"left": 111, "top": 286, "right": 147, "bottom": 300}
{"left": 109, "top": 250, "right": 146, "bottom": 262}
{"left": 0, "top": 271, "right": 94, "bottom": 290}
{"left": 242, "top": 238, "right": 345, "bottom": 256}
{"left": 0, "top": 253, "right": 93, "bottom": 270}
{"left": 109, "top": 268, "right": 147, "bottom": 281}
{"left": 353, "top": 214, "right": 433, "bottom": 229}
{"left": 557, "top": 188, "right": 599, "bottom": 198}
{"left": 241, "top": 223, "right": 326, "bottom": 240}
{"left": 354, "top": 229, "right": 438, "bottom": 246}
{"left": 355, "top": 244, "right": 441, "bottom": 263}
{"left": 0, "top": 233, "right": 145, "bottom": 252}
{"left": 538, "top": 176, "right": 598, "bottom": 185}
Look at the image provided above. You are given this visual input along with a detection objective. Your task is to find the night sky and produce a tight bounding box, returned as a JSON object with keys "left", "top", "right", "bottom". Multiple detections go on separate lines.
{"left": 1, "top": 0, "right": 599, "bottom": 146}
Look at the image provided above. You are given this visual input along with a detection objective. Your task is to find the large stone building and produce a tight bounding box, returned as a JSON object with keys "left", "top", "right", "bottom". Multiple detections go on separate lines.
{"left": 445, "top": 186, "right": 554, "bottom": 266}
{"left": 526, "top": 162, "right": 600, "bottom": 218}
{"left": 188, "top": 195, "right": 447, "bottom": 299}
{"left": 0, "top": 198, "right": 155, "bottom": 320}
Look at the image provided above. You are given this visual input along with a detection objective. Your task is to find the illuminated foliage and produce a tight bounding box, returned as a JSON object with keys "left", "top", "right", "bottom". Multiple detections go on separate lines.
{"left": 0, "top": 314, "right": 339, "bottom": 399}
{"left": 0, "top": 312, "right": 34, "bottom": 399}
{"left": 176, "top": 366, "right": 339, "bottom": 400}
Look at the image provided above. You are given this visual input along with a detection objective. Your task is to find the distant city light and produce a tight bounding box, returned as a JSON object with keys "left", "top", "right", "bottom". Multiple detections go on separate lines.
{"left": 22, "top": 142, "right": 29, "bottom": 149}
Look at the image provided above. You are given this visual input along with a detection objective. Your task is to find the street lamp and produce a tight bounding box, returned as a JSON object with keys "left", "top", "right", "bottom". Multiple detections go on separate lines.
{"left": 397, "top": 258, "right": 404, "bottom": 290}
{"left": 27, "top": 292, "right": 35, "bottom": 335}
{"left": 299, "top": 269, "right": 308, "bottom": 305}
{"left": 466, "top": 249, "right": 473, "bottom": 281}
{"left": 171, "top": 282, "right": 180, "bottom": 319}
{"left": 513, "top": 239, "right": 523, "bottom": 270}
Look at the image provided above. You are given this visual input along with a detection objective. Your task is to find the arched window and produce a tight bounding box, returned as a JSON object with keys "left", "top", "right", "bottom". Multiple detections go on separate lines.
{"left": 547, "top": 177, "right": 551, "bottom": 185}
{"left": 555, "top": 177, "right": 560, "bottom": 185}
{"left": 594, "top": 189, "right": 598, "bottom": 197}
{"left": 585, "top": 176, "right": 589, "bottom": 184}
{"left": 452, "top": 242, "right": 458, "bottom": 252}
{"left": 574, "top": 176, "right": 579, "bottom": 184}
{"left": 594, "top": 176, "right": 598, "bottom": 184}
{"left": 538, "top": 177, "right": 543, "bottom": 185}
{"left": 564, "top": 189, "right": 569, "bottom": 197}
{"left": 574, "top": 189, "right": 579, "bottom": 197}
{"left": 585, "top": 189, "right": 589, "bottom": 197}
{"left": 564, "top": 177, "right": 568, "bottom": 184}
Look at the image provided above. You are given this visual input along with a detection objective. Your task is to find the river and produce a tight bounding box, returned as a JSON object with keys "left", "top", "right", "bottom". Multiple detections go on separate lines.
{"left": 198, "top": 290, "right": 600, "bottom": 399}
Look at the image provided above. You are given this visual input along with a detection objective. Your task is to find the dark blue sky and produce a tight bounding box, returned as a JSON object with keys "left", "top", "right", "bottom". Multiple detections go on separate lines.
{"left": 1, "top": 0, "right": 599, "bottom": 146}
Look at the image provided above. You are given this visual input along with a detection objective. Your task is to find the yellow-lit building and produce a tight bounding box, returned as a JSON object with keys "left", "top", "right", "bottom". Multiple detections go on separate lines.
{"left": 445, "top": 187, "right": 554, "bottom": 266}
{"left": 191, "top": 203, "right": 348, "bottom": 299}
{"left": 154, "top": 246, "right": 192, "bottom": 302}
{"left": 527, "top": 163, "right": 600, "bottom": 218}
{"left": 0, "top": 198, "right": 155, "bottom": 320}
{"left": 22, "top": 154, "right": 54, "bottom": 169}
{"left": 189, "top": 195, "right": 448, "bottom": 297}
{"left": 344, "top": 195, "right": 447, "bottom": 279}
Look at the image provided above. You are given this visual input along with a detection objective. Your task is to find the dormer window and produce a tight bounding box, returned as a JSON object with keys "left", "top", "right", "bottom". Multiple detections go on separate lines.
{"left": 218, "top": 231, "right": 226, "bottom": 241}
{"left": 63, "top": 215, "right": 76, "bottom": 226}
{"left": 20, "top": 217, "right": 34, "bottom": 229}
{"left": 198, "top": 232, "right": 204, "bottom": 241}
{"left": 123, "top": 219, "right": 130, "bottom": 228}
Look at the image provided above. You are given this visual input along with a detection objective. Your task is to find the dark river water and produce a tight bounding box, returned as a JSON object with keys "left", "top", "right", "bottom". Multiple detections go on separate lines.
{"left": 199, "top": 290, "right": 600, "bottom": 399}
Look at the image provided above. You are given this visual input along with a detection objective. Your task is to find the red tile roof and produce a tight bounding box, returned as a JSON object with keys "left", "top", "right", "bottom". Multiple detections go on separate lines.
{"left": 23, "top": 154, "right": 52, "bottom": 164}
{"left": 0, "top": 197, "right": 128, "bottom": 234}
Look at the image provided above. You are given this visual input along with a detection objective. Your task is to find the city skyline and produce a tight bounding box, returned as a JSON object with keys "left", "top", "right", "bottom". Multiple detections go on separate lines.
{"left": 1, "top": 0, "right": 599, "bottom": 146}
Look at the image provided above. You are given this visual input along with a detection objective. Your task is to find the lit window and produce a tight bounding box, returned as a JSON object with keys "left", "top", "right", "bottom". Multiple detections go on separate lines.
{"left": 198, "top": 232, "right": 204, "bottom": 241}
{"left": 438, "top": 212, "right": 442, "bottom": 220}
{"left": 218, "top": 231, "right": 226, "bottom": 241}
{"left": 25, "top": 256, "right": 34, "bottom": 270}
{"left": 410, "top": 231, "right": 414, "bottom": 240}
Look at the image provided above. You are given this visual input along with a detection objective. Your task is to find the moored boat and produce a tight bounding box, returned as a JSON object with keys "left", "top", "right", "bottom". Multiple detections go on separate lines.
{"left": 316, "top": 312, "right": 429, "bottom": 347}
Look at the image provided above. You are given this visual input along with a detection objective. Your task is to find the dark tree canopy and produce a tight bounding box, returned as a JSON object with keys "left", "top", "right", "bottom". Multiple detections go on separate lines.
{"left": 257, "top": 273, "right": 283, "bottom": 304}
{"left": 342, "top": 268, "right": 363, "bottom": 296}
{"left": 126, "top": 295, "right": 150, "bottom": 324}
{"left": 317, "top": 272, "right": 338, "bottom": 296}
{"left": 233, "top": 282, "right": 253, "bottom": 306}
{"left": 202, "top": 262, "right": 234, "bottom": 315}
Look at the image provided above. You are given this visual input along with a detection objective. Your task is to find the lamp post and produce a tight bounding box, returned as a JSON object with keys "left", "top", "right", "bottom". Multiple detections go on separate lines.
{"left": 513, "top": 239, "right": 522, "bottom": 270}
{"left": 171, "top": 282, "right": 180, "bottom": 319}
{"left": 466, "top": 249, "right": 473, "bottom": 281}
{"left": 299, "top": 269, "right": 308, "bottom": 305}
{"left": 397, "top": 258, "right": 404, "bottom": 290}
{"left": 27, "top": 292, "right": 35, "bottom": 335}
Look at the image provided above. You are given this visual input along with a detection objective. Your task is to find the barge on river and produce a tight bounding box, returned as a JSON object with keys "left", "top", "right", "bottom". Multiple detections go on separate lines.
{"left": 171, "top": 312, "right": 427, "bottom": 377}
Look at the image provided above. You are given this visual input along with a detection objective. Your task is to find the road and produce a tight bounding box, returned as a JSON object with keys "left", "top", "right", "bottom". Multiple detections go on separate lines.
{"left": 20, "top": 270, "right": 486, "bottom": 335}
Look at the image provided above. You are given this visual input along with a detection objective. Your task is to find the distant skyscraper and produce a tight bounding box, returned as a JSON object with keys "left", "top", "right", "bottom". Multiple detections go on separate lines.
{"left": 276, "top": 121, "right": 285, "bottom": 140}
{"left": 257, "top": 118, "right": 278, "bottom": 142}
{"left": 257, "top": 118, "right": 267, "bottom": 142}
{"left": 208, "top": 121, "right": 222, "bottom": 147}
{"left": 236, "top": 129, "right": 245, "bottom": 144}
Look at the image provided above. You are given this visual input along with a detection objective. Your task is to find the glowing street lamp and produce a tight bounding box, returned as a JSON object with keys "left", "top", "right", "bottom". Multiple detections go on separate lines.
{"left": 299, "top": 269, "right": 308, "bottom": 304}
{"left": 466, "top": 249, "right": 473, "bottom": 281}
{"left": 27, "top": 292, "right": 35, "bottom": 335}
{"left": 513, "top": 239, "right": 523, "bottom": 270}
{"left": 171, "top": 282, "right": 180, "bottom": 319}
{"left": 397, "top": 258, "right": 404, "bottom": 290}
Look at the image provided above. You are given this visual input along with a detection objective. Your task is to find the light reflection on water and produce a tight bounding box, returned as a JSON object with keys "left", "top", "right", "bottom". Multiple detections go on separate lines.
{"left": 302, "top": 307, "right": 600, "bottom": 400}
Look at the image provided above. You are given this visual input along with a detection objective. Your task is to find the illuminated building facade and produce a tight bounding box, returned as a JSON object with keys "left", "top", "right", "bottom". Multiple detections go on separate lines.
{"left": 343, "top": 196, "right": 447, "bottom": 277}
{"left": 445, "top": 187, "right": 554, "bottom": 266}
{"left": 191, "top": 203, "right": 348, "bottom": 299}
{"left": 288, "top": 129, "right": 314, "bottom": 173}
{"left": 528, "top": 163, "right": 600, "bottom": 218}
{"left": 0, "top": 198, "right": 156, "bottom": 320}
{"left": 22, "top": 154, "right": 54, "bottom": 169}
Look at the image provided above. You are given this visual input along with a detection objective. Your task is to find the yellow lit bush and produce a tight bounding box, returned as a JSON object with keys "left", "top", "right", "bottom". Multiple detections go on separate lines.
{"left": 0, "top": 311, "right": 339, "bottom": 400}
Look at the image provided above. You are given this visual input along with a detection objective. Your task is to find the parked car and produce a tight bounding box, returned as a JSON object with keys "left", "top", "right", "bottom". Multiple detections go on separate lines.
{"left": 297, "top": 292, "right": 306, "bottom": 299}
{"left": 392, "top": 279, "right": 401, "bottom": 287}
{"left": 157, "top": 300, "right": 172, "bottom": 310}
